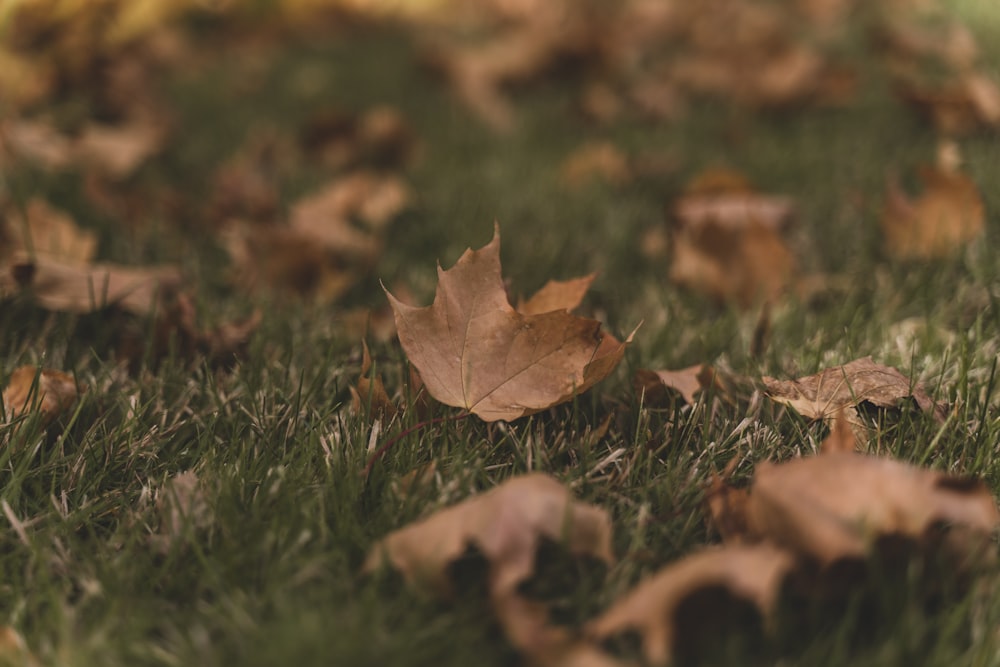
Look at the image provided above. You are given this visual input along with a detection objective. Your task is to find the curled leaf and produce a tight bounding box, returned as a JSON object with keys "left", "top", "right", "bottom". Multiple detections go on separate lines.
{"left": 2, "top": 366, "right": 80, "bottom": 423}
{"left": 588, "top": 545, "right": 795, "bottom": 666}
{"left": 763, "top": 356, "right": 945, "bottom": 425}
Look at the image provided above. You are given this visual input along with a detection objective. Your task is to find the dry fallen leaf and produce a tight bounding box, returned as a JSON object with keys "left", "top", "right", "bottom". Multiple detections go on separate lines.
{"left": 763, "top": 356, "right": 945, "bottom": 422}
{"left": 386, "top": 228, "right": 631, "bottom": 422}
{"left": 747, "top": 451, "right": 999, "bottom": 566}
{"left": 75, "top": 116, "right": 166, "bottom": 179}
{"left": 587, "top": 544, "right": 795, "bottom": 666}
{"left": 224, "top": 172, "right": 409, "bottom": 302}
{"left": 0, "top": 625, "right": 39, "bottom": 667}
{"left": 633, "top": 364, "right": 721, "bottom": 406}
{"left": 1, "top": 198, "right": 97, "bottom": 264}
{"left": 350, "top": 341, "right": 396, "bottom": 422}
{"left": 669, "top": 169, "right": 796, "bottom": 307}
{"left": 2, "top": 366, "right": 80, "bottom": 423}
{"left": 881, "top": 148, "right": 984, "bottom": 259}
{"left": 3, "top": 252, "right": 182, "bottom": 316}
{"left": 820, "top": 409, "right": 858, "bottom": 453}
{"left": 365, "top": 473, "right": 614, "bottom": 655}
{"left": 559, "top": 143, "right": 630, "bottom": 189}
{"left": 0, "top": 119, "right": 74, "bottom": 171}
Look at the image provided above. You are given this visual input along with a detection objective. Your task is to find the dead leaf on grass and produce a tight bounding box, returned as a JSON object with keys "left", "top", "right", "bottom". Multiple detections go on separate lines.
{"left": 668, "top": 169, "right": 797, "bottom": 307}
{"left": 75, "top": 116, "right": 167, "bottom": 179}
{"left": 365, "top": 473, "right": 614, "bottom": 655}
{"left": 0, "top": 625, "right": 39, "bottom": 667}
{"left": 225, "top": 172, "right": 410, "bottom": 302}
{"left": 386, "top": 227, "right": 632, "bottom": 422}
{"left": 747, "top": 451, "right": 999, "bottom": 566}
{"left": 587, "top": 544, "right": 795, "bottom": 666}
{"left": 2, "top": 366, "right": 80, "bottom": 423}
{"left": 3, "top": 252, "right": 182, "bottom": 316}
{"left": 1, "top": 198, "right": 97, "bottom": 264}
{"left": 350, "top": 340, "right": 396, "bottom": 422}
{"left": 633, "top": 364, "right": 722, "bottom": 406}
{"left": 0, "top": 119, "right": 74, "bottom": 171}
{"left": 881, "top": 145, "right": 984, "bottom": 259}
{"left": 559, "top": 143, "right": 630, "bottom": 189}
{"left": 763, "top": 356, "right": 945, "bottom": 422}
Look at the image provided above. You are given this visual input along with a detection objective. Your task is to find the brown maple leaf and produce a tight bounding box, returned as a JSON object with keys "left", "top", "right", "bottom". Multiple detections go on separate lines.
{"left": 386, "top": 228, "right": 631, "bottom": 422}
{"left": 2, "top": 366, "right": 80, "bottom": 423}
{"left": 668, "top": 169, "right": 797, "bottom": 308}
{"left": 633, "top": 364, "right": 723, "bottom": 406}
{"left": 763, "top": 356, "right": 945, "bottom": 423}
{"left": 587, "top": 544, "right": 795, "bottom": 666}
{"left": 881, "top": 145, "right": 984, "bottom": 259}
{"left": 1, "top": 198, "right": 97, "bottom": 264}
{"left": 746, "top": 451, "right": 999, "bottom": 566}
{"left": 364, "top": 473, "right": 614, "bottom": 656}
{"left": 349, "top": 341, "right": 396, "bottom": 422}
{"left": 2, "top": 252, "right": 182, "bottom": 316}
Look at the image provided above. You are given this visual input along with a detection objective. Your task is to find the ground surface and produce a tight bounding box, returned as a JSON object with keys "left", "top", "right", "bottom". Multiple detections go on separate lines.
{"left": 2, "top": 2, "right": 1000, "bottom": 665}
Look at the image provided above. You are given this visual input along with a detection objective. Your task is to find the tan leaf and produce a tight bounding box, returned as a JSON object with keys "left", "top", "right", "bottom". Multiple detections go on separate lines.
{"left": 2, "top": 366, "right": 80, "bottom": 422}
{"left": 366, "top": 473, "right": 614, "bottom": 661}
{"left": 895, "top": 69, "right": 1000, "bottom": 134}
{"left": 0, "top": 119, "right": 74, "bottom": 171}
{"left": 747, "top": 452, "right": 1000, "bottom": 565}
{"left": 1, "top": 198, "right": 97, "bottom": 264}
{"left": 881, "top": 157, "right": 984, "bottom": 259}
{"left": 633, "top": 364, "right": 720, "bottom": 406}
{"left": 820, "top": 409, "right": 858, "bottom": 453}
{"left": 0, "top": 625, "right": 39, "bottom": 667}
{"left": 587, "top": 544, "right": 795, "bottom": 666}
{"left": 75, "top": 117, "right": 166, "bottom": 179}
{"left": 350, "top": 340, "right": 396, "bottom": 422}
{"left": 363, "top": 472, "right": 614, "bottom": 596}
{"left": 517, "top": 274, "right": 596, "bottom": 316}
{"left": 669, "top": 169, "right": 796, "bottom": 307}
{"left": 5, "top": 253, "right": 181, "bottom": 316}
{"left": 559, "top": 142, "right": 630, "bottom": 189}
{"left": 386, "top": 227, "right": 631, "bottom": 422}
{"left": 763, "top": 356, "right": 945, "bottom": 422}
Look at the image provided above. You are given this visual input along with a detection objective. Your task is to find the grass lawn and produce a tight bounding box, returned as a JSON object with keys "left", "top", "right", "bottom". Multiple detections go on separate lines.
{"left": 2, "top": 1, "right": 1000, "bottom": 665}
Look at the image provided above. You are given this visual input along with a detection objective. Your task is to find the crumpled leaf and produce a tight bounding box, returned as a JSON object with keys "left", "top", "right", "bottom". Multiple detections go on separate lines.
{"left": 669, "top": 169, "right": 796, "bottom": 307}
{"left": 747, "top": 451, "right": 1000, "bottom": 566}
{"left": 633, "top": 364, "right": 721, "bottom": 406}
{"left": 0, "top": 119, "right": 74, "bottom": 171}
{"left": 350, "top": 340, "right": 396, "bottom": 421}
{"left": 1, "top": 198, "right": 97, "bottom": 264}
{"left": 0, "top": 625, "right": 39, "bottom": 667}
{"left": 2, "top": 366, "right": 80, "bottom": 423}
{"left": 75, "top": 115, "right": 167, "bottom": 179}
{"left": 300, "top": 105, "right": 419, "bottom": 170}
{"left": 2, "top": 252, "right": 182, "bottom": 316}
{"left": 763, "top": 356, "right": 945, "bottom": 422}
{"left": 365, "top": 473, "right": 614, "bottom": 656}
{"left": 559, "top": 142, "right": 630, "bottom": 189}
{"left": 386, "top": 227, "right": 631, "bottom": 422}
{"left": 587, "top": 544, "right": 795, "bottom": 666}
{"left": 224, "top": 172, "right": 410, "bottom": 302}
{"left": 881, "top": 145, "right": 985, "bottom": 259}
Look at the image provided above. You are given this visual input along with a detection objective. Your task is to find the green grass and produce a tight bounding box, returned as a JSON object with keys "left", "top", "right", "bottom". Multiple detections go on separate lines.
{"left": 3, "top": 5, "right": 1000, "bottom": 666}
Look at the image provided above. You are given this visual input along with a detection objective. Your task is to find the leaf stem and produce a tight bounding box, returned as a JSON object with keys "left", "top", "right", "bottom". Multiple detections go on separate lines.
{"left": 362, "top": 412, "right": 471, "bottom": 478}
